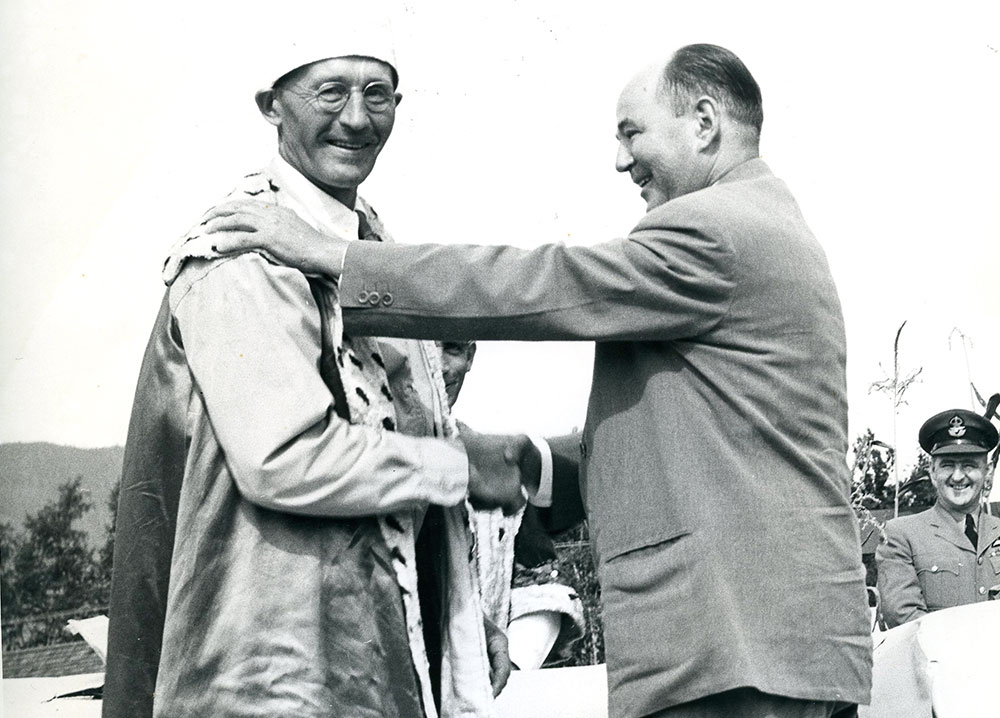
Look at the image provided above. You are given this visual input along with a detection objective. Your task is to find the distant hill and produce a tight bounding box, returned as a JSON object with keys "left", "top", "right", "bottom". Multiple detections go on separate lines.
{"left": 0, "top": 443, "right": 124, "bottom": 548}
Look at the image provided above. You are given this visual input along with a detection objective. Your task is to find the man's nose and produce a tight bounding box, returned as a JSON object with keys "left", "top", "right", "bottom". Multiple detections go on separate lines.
{"left": 615, "top": 143, "right": 633, "bottom": 173}
{"left": 338, "top": 91, "right": 369, "bottom": 130}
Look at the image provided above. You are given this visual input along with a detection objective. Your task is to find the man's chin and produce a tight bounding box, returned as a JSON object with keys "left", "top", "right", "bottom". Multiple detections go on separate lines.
{"left": 319, "top": 165, "right": 375, "bottom": 186}
{"left": 643, "top": 192, "right": 669, "bottom": 212}
{"left": 943, "top": 489, "right": 981, "bottom": 513}
{"left": 303, "top": 165, "right": 374, "bottom": 197}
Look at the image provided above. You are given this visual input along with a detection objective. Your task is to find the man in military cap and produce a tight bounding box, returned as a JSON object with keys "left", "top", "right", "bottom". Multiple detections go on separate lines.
{"left": 877, "top": 409, "right": 1000, "bottom": 628}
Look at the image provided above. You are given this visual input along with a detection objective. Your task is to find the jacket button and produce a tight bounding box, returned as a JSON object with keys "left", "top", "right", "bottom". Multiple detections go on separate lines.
{"left": 368, "top": 292, "right": 381, "bottom": 305}
{"left": 931, "top": 565, "right": 938, "bottom": 572}
{"left": 357, "top": 290, "right": 369, "bottom": 303}
{"left": 382, "top": 293, "right": 394, "bottom": 307}
{"left": 979, "top": 557, "right": 984, "bottom": 565}
{"left": 979, "top": 586, "right": 987, "bottom": 595}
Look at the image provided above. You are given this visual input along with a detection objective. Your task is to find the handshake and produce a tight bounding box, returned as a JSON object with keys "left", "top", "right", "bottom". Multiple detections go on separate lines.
{"left": 460, "top": 426, "right": 542, "bottom": 516}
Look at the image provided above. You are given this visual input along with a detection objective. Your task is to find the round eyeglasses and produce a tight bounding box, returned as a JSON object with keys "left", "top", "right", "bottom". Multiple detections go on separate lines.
{"left": 296, "top": 81, "right": 396, "bottom": 114}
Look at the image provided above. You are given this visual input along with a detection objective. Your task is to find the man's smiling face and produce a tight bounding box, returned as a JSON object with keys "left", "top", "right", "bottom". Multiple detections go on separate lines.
{"left": 614, "top": 65, "right": 702, "bottom": 212}
{"left": 929, "top": 452, "right": 990, "bottom": 516}
{"left": 272, "top": 56, "right": 400, "bottom": 205}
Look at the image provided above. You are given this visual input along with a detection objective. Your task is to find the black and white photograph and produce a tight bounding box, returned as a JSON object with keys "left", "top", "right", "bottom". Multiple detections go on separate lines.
{"left": 2, "top": 2, "right": 998, "bottom": 717}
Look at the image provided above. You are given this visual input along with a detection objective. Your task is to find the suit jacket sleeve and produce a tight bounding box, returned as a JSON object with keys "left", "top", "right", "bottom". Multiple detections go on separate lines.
{"left": 339, "top": 224, "right": 736, "bottom": 341}
{"left": 876, "top": 520, "right": 929, "bottom": 628}
{"left": 534, "top": 433, "right": 586, "bottom": 533}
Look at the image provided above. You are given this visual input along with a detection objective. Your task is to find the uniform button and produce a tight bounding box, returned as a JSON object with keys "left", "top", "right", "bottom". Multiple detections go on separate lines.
{"left": 931, "top": 565, "right": 938, "bottom": 572}
{"left": 382, "top": 293, "right": 394, "bottom": 307}
{"left": 368, "top": 292, "right": 381, "bottom": 305}
{"left": 357, "top": 290, "right": 369, "bottom": 303}
{"left": 979, "top": 557, "right": 984, "bottom": 565}
{"left": 979, "top": 586, "right": 987, "bottom": 595}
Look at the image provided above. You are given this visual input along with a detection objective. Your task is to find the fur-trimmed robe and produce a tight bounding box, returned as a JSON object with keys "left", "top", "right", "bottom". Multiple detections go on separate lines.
{"left": 104, "top": 167, "right": 497, "bottom": 718}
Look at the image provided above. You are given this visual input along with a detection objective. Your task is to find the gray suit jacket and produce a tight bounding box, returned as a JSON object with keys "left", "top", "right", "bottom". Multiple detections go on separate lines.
{"left": 877, "top": 503, "right": 1000, "bottom": 628}
{"left": 340, "top": 158, "right": 872, "bottom": 716}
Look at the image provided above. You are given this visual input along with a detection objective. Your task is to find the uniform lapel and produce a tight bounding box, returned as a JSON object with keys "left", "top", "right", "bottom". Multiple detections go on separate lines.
{"left": 978, "top": 511, "right": 1000, "bottom": 554}
{"left": 928, "top": 503, "right": 975, "bottom": 553}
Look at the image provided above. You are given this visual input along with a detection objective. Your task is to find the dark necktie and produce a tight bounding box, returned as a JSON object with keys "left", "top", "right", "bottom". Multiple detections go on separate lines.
{"left": 965, "top": 513, "right": 979, "bottom": 550}
{"left": 356, "top": 211, "right": 382, "bottom": 242}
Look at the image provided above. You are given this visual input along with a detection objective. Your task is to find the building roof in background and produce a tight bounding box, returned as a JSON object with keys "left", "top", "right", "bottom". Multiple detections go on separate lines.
{"left": 2, "top": 640, "right": 103, "bottom": 679}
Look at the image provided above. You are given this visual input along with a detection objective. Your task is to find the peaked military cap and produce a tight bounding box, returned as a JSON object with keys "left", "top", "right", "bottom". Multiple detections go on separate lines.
{"left": 918, "top": 408, "right": 1000, "bottom": 456}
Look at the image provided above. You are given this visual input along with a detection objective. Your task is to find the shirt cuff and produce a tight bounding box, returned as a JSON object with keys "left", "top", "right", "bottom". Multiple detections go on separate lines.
{"left": 526, "top": 434, "right": 553, "bottom": 507}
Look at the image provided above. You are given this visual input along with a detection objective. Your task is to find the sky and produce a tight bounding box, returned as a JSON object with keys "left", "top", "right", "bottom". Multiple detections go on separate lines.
{"left": 1, "top": 1, "right": 998, "bottom": 487}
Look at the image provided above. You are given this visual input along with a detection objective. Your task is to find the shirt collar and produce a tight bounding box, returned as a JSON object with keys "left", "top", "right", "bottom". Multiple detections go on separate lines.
{"left": 268, "top": 155, "right": 369, "bottom": 241}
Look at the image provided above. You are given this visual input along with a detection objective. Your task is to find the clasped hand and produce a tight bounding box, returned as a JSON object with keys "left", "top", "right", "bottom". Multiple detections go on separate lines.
{"left": 199, "top": 199, "right": 348, "bottom": 277}
{"left": 460, "top": 426, "right": 541, "bottom": 516}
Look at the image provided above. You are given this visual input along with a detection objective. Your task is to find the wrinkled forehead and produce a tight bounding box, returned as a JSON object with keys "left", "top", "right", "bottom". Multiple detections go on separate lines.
{"left": 932, "top": 451, "right": 990, "bottom": 465}
{"left": 290, "top": 55, "right": 397, "bottom": 87}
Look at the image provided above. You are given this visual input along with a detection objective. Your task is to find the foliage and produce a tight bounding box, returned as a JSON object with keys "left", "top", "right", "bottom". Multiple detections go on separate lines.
{"left": 551, "top": 520, "right": 604, "bottom": 666}
{"left": 1, "top": 476, "right": 116, "bottom": 651}
{"left": 1, "top": 521, "right": 18, "bottom": 609}
{"left": 850, "top": 430, "right": 936, "bottom": 556}
{"left": 851, "top": 431, "right": 937, "bottom": 512}
{"left": 10, "top": 477, "right": 98, "bottom": 614}
{"left": 850, "top": 429, "right": 895, "bottom": 511}
{"left": 897, "top": 453, "right": 935, "bottom": 511}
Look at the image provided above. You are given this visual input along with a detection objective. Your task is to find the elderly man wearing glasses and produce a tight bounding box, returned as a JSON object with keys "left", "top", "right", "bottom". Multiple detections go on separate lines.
{"left": 103, "top": 17, "right": 528, "bottom": 718}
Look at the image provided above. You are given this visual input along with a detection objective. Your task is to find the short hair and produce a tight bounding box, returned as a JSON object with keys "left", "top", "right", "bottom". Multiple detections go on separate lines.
{"left": 661, "top": 44, "right": 763, "bottom": 134}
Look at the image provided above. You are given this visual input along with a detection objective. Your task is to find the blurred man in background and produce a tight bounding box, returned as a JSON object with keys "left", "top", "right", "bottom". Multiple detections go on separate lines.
{"left": 440, "top": 340, "right": 585, "bottom": 670}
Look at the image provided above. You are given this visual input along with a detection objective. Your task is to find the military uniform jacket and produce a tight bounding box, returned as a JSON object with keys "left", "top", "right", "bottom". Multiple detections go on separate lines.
{"left": 338, "top": 159, "right": 872, "bottom": 716}
{"left": 877, "top": 503, "right": 1000, "bottom": 628}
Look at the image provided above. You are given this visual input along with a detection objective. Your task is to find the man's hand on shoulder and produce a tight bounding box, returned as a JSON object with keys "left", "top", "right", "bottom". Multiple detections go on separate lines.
{"left": 201, "top": 199, "right": 348, "bottom": 278}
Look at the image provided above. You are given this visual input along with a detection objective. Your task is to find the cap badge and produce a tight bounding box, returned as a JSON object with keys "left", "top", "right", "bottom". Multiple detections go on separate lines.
{"left": 948, "top": 415, "right": 967, "bottom": 437}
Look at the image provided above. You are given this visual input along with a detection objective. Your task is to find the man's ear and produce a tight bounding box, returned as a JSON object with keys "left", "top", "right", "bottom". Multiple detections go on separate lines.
{"left": 255, "top": 88, "right": 282, "bottom": 128}
{"left": 693, "top": 96, "right": 720, "bottom": 150}
{"left": 394, "top": 91, "right": 403, "bottom": 109}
